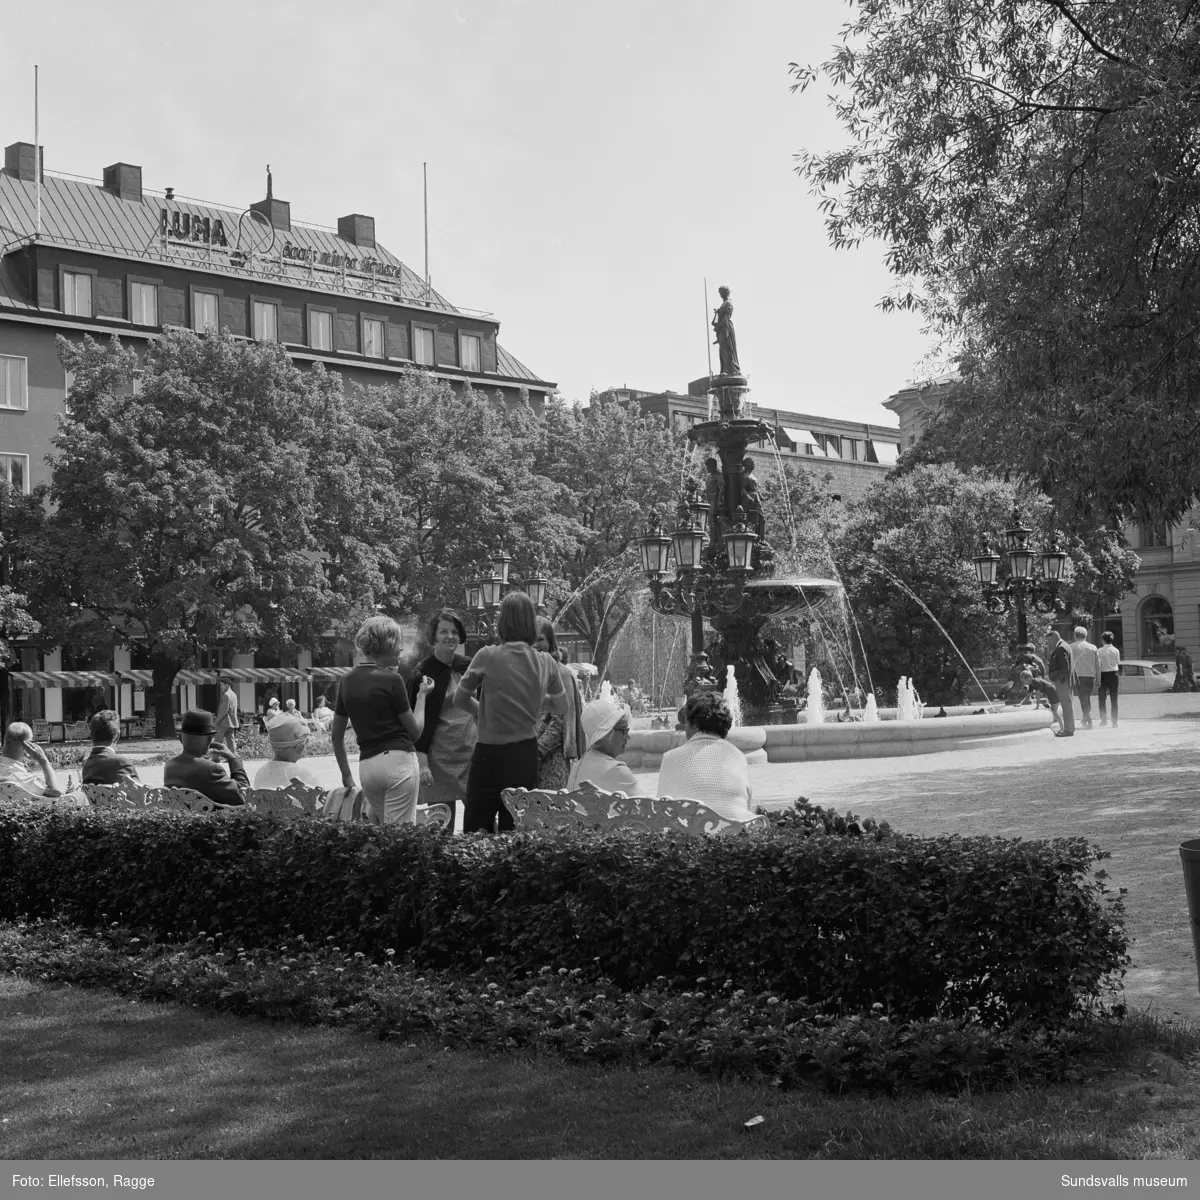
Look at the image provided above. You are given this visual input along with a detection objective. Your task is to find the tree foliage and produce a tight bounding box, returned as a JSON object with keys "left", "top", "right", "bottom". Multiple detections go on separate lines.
{"left": 834, "top": 465, "right": 1138, "bottom": 702}
{"left": 36, "top": 332, "right": 362, "bottom": 733}
{"left": 795, "top": 0, "right": 1200, "bottom": 525}
{"left": 530, "top": 396, "right": 689, "bottom": 674}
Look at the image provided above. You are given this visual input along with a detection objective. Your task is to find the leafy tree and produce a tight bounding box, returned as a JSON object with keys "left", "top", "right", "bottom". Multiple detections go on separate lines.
{"left": 833, "top": 465, "right": 1138, "bottom": 702}
{"left": 795, "top": 0, "right": 1200, "bottom": 525}
{"left": 0, "top": 480, "right": 43, "bottom": 674}
{"left": 529, "top": 396, "right": 689, "bottom": 676}
{"left": 36, "top": 331, "right": 365, "bottom": 735}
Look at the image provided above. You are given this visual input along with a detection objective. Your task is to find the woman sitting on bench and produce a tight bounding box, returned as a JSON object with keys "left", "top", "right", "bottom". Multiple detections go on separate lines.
{"left": 655, "top": 692, "right": 754, "bottom": 823}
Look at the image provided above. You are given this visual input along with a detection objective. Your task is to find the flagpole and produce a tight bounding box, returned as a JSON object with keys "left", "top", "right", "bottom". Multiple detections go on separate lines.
{"left": 34, "top": 65, "right": 41, "bottom": 239}
{"left": 423, "top": 162, "right": 430, "bottom": 304}
{"left": 704, "top": 278, "right": 713, "bottom": 420}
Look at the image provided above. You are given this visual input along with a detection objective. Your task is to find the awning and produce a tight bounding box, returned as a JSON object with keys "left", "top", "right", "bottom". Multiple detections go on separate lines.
{"left": 119, "top": 667, "right": 313, "bottom": 687}
{"left": 870, "top": 440, "right": 899, "bottom": 465}
{"left": 10, "top": 670, "right": 118, "bottom": 689}
{"left": 310, "top": 666, "right": 353, "bottom": 679}
{"left": 779, "top": 427, "right": 827, "bottom": 456}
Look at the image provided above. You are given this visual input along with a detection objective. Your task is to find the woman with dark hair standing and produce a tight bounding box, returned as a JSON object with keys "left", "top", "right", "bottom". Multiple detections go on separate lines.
{"left": 453, "top": 592, "right": 566, "bottom": 833}
{"left": 409, "top": 609, "right": 478, "bottom": 831}
{"left": 533, "top": 616, "right": 584, "bottom": 789}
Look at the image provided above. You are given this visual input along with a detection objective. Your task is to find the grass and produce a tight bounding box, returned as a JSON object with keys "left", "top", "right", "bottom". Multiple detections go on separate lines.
{"left": 3, "top": 972, "right": 1200, "bottom": 1159}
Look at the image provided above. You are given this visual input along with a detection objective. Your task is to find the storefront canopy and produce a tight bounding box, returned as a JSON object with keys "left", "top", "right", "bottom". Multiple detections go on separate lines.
{"left": 10, "top": 670, "right": 118, "bottom": 689}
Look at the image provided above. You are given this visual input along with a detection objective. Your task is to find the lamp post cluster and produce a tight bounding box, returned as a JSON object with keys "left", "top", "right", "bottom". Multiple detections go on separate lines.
{"left": 638, "top": 485, "right": 762, "bottom": 693}
{"left": 462, "top": 550, "right": 549, "bottom": 642}
{"left": 971, "top": 506, "right": 1068, "bottom": 645}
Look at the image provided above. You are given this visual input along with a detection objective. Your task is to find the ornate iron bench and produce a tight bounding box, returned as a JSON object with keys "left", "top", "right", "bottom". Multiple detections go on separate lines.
{"left": 80, "top": 779, "right": 452, "bottom": 828}
{"left": 502, "top": 781, "right": 768, "bottom": 838}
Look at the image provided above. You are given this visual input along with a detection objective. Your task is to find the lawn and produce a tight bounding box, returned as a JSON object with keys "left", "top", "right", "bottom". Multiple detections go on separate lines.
{"left": 3, "top": 972, "right": 1200, "bottom": 1160}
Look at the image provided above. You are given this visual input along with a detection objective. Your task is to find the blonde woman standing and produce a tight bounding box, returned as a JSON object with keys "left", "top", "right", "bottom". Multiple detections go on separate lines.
{"left": 332, "top": 615, "right": 433, "bottom": 825}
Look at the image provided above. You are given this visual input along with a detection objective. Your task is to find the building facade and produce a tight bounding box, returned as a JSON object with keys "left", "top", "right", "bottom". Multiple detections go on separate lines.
{"left": 0, "top": 140, "right": 555, "bottom": 726}
{"left": 616, "top": 378, "right": 902, "bottom": 506}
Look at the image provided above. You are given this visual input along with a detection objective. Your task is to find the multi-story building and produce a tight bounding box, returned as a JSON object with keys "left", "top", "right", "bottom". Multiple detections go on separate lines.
{"left": 884, "top": 377, "right": 1190, "bottom": 658}
{"left": 0, "top": 140, "right": 555, "bottom": 728}
{"left": 615, "top": 378, "right": 902, "bottom": 506}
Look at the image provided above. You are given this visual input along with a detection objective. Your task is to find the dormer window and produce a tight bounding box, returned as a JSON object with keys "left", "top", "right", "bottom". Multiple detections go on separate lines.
{"left": 62, "top": 272, "right": 93, "bottom": 318}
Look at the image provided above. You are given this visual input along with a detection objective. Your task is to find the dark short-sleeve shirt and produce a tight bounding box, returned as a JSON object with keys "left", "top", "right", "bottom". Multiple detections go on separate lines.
{"left": 334, "top": 663, "right": 414, "bottom": 760}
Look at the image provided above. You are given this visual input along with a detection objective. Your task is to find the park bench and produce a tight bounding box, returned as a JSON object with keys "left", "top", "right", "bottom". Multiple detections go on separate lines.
{"left": 502, "top": 781, "right": 768, "bottom": 838}
{"left": 45, "top": 778, "right": 453, "bottom": 828}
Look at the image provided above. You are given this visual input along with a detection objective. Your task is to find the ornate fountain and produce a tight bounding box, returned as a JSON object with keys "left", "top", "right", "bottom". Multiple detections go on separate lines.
{"left": 638, "top": 286, "right": 840, "bottom": 723}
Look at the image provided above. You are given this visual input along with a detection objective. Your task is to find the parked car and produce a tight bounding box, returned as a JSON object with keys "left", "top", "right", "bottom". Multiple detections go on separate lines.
{"left": 1106, "top": 659, "right": 1176, "bottom": 694}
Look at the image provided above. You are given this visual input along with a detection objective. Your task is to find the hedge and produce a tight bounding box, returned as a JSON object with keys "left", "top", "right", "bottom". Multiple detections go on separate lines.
{"left": 0, "top": 800, "right": 1128, "bottom": 1026}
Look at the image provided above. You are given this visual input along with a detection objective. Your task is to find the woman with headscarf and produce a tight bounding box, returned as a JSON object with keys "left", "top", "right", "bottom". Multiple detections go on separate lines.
{"left": 408, "top": 608, "right": 478, "bottom": 832}
{"left": 533, "top": 617, "right": 584, "bottom": 789}
{"left": 568, "top": 696, "right": 649, "bottom": 795}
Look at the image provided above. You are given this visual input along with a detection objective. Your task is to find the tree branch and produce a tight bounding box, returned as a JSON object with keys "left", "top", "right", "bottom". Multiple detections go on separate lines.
{"left": 1042, "top": 0, "right": 1140, "bottom": 69}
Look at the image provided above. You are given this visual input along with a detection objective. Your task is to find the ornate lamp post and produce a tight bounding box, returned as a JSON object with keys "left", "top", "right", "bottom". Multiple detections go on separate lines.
{"left": 463, "top": 549, "right": 549, "bottom": 642}
{"left": 972, "top": 506, "right": 1068, "bottom": 645}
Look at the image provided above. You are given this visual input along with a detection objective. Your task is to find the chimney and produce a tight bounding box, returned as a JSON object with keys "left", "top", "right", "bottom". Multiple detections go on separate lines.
{"left": 102, "top": 162, "right": 142, "bottom": 204}
{"left": 250, "top": 162, "right": 290, "bottom": 232}
{"left": 3, "top": 142, "right": 43, "bottom": 183}
{"left": 337, "top": 213, "right": 375, "bottom": 249}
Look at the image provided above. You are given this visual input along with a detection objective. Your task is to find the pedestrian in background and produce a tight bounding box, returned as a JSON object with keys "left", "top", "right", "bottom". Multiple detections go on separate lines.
{"left": 1070, "top": 626, "right": 1099, "bottom": 730}
{"left": 1046, "top": 630, "right": 1075, "bottom": 738}
{"left": 1097, "top": 631, "right": 1121, "bottom": 728}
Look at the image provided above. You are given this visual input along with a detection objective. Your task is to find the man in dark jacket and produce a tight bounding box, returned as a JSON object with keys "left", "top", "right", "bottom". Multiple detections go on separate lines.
{"left": 80, "top": 710, "right": 142, "bottom": 786}
{"left": 1045, "top": 631, "right": 1075, "bottom": 738}
{"left": 163, "top": 708, "right": 249, "bottom": 805}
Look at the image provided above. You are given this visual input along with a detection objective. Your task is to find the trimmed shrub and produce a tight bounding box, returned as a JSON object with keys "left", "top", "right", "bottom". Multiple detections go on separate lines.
{"left": 0, "top": 799, "right": 1128, "bottom": 1026}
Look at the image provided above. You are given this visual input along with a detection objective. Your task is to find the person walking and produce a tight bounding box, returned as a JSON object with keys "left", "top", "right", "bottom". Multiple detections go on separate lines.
{"left": 1070, "top": 626, "right": 1099, "bottom": 730}
{"left": 453, "top": 592, "right": 566, "bottom": 833}
{"left": 1097, "top": 632, "right": 1121, "bottom": 728}
{"left": 410, "top": 609, "right": 478, "bottom": 833}
{"left": 332, "top": 615, "right": 434, "bottom": 826}
{"left": 1046, "top": 630, "right": 1075, "bottom": 738}
{"left": 214, "top": 673, "right": 240, "bottom": 752}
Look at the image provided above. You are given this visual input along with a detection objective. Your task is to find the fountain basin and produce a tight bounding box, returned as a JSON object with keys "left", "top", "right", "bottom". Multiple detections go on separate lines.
{"left": 737, "top": 576, "right": 843, "bottom": 619}
{"left": 622, "top": 707, "right": 1053, "bottom": 770}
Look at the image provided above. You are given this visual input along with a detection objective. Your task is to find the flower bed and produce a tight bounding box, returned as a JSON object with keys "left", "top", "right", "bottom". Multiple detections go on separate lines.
{"left": 0, "top": 918, "right": 1092, "bottom": 1095}
{"left": 0, "top": 798, "right": 1128, "bottom": 1028}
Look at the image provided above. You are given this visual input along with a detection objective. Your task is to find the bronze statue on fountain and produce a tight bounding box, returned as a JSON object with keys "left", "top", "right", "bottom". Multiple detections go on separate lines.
{"left": 637, "top": 286, "right": 840, "bottom": 724}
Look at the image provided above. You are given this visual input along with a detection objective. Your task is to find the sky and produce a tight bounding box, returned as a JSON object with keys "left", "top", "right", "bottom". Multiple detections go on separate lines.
{"left": 0, "top": 0, "right": 932, "bottom": 428}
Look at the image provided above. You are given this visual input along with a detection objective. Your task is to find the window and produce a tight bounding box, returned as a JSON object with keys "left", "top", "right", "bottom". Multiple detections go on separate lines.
{"left": 0, "top": 453, "right": 28, "bottom": 493}
{"left": 362, "top": 317, "right": 385, "bottom": 358}
{"left": 1138, "top": 522, "right": 1169, "bottom": 549}
{"left": 193, "top": 291, "right": 219, "bottom": 333}
{"left": 62, "top": 272, "right": 92, "bottom": 317}
{"left": 130, "top": 281, "right": 158, "bottom": 326}
{"left": 309, "top": 310, "right": 333, "bottom": 352}
{"left": 0, "top": 356, "right": 27, "bottom": 410}
{"left": 1141, "top": 596, "right": 1175, "bottom": 656}
{"left": 870, "top": 440, "right": 899, "bottom": 465}
{"left": 252, "top": 301, "right": 278, "bottom": 343}
{"left": 460, "top": 333, "right": 481, "bottom": 373}
{"left": 413, "top": 326, "right": 435, "bottom": 366}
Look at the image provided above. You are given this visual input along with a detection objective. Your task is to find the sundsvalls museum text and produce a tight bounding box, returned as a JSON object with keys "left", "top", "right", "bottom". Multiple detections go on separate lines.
{"left": 10, "top": 1176, "right": 154, "bottom": 1190}
{"left": 1061, "top": 1175, "right": 1188, "bottom": 1188}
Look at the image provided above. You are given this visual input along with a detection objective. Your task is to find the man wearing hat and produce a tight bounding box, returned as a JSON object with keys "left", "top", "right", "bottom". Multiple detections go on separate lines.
{"left": 253, "top": 716, "right": 322, "bottom": 790}
{"left": 163, "top": 708, "right": 250, "bottom": 806}
{"left": 567, "top": 696, "right": 649, "bottom": 795}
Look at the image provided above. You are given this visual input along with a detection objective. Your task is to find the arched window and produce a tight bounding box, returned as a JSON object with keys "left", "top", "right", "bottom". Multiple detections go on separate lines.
{"left": 1141, "top": 596, "right": 1175, "bottom": 656}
